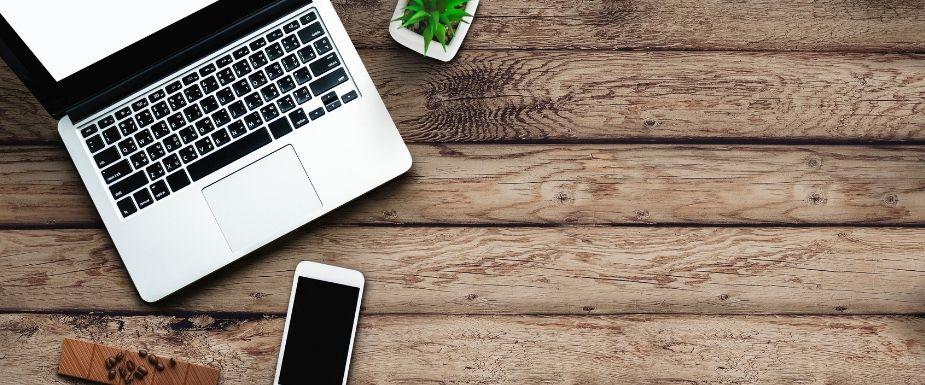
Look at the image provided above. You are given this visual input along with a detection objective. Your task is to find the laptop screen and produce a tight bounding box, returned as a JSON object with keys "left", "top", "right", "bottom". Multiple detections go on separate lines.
{"left": 0, "top": 0, "right": 219, "bottom": 81}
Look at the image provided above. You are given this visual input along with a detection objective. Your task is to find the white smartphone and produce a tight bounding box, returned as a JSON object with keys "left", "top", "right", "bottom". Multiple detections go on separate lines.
{"left": 273, "top": 261, "right": 365, "bottom": 385}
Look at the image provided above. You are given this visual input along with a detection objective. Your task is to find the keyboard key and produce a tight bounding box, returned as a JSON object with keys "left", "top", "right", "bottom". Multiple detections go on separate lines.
{"left": 149, "top": 89, "right": 167, "bottom": 102}
{"left": 310, "top": 68, "right": 349, "bottom": 96}
{"left": 163, "top": 154, "right": 182, "bottom": 172}
{"left": 217, "top": 88, "right": 235, "bottom": 105}
{"left": 233, "top": 46, "right": 250, "bottom": 60}
{"left": 146, "top": 162, "right": 165, "bottom": 180}
{"left": 179, "top": 127, "right": 198, "bottom": 144}
{"left": 187, "top": 128, "right": 272, "bottom": 181}
{"left": 278, "top": 76, "right": 296, "bottom": 93}
{"left": 195, "top": 118, "right": 216, "bottom": 135}
{"left": 167, "top": 113, "right": 186, "bottom": 130}
{"left": 310, "top": 52, "right": 340, "bottom": 76}
{"left": 163, "top": 134, "right": 182, "bottom": 152}
{"left": 98, "top": 116, "right": 116, "bottom": 128}
{"left": 266, "top": 43, "right": 284, "bottom": 60}
{"left": 151, "top": 122, "right": 171, "bottom": 139}
{"left": 135, "top": 110, "right": 155, "bottom": 127}
{"left": 211, "top": 129, "right": 231, "bottom": 147}
{"left": 229, "top": 101, "right": 248, "bottom": 118}
{"left": 118, "top": 119, "right": 138, "bottom": 136}
{"left": 282, "top": 35, "right": 300, "bottom": 52}
{"left": 152, "top": 101, "right": 171, "bottom": 119}
{"left": 326, "top": 100, "right": 342, "bottom": 112}
{"left": 298, "top": 22, "right": 324, "bottom": 43}
{"left": 168, "top": 93, "right": 187, "bottom": 110}
{"left": 260, "top": 84, "right": 280, "bottom": 102}
{"left": 268, "top": 117, "right": 293, "bottom": 139}
{"left": 313, "top": 37, "right": 333, "bottom": 55}
{"left": 321, "top": 91, "right": 338, "bottom": 105}
{"left": 102, "top": 126, "right": 121, "bottom": 145}
{"left": 245, "top": 92, "right": 263, "bottom": 110}
{"left": 182, "top": 72, "right": 200, "bottom": 86}
{"left": 282, "top": 54, "right": 300, "bottom": 71}
{"left": 284, "top": 20, "right": 301, "bottom": 33}
{"left": 298, "top": 46, "right": 316, "bottom": 63}
{"left": 135, "top": 130, "right": 154, "bottom": 147}
{"left": 134, "top": 188, "right": 154, "bottom": 209}
{"left": 166, "top": 81, "right": 183, "bottom": 94}
{"left": 200, "top": 95, "right": 220, "bottom": 114}
{"left": 86, "top": 135, "right": 105, "bottom": 153}
{"left": 195, "top": 137, "right": 215, "bottom": 155}
{"left": 249, "top": 51, "right": 268, "bottom": 68}
{"left": 244, "top": 112, "right": 263, "bottom": 129}
{"left": 217, "top": 54, "right": 233, "bottom": 68}
{"left": 101, "top": 160, "right": 132, "bottom": 184}
{"left": 130, "top": 151, "right": 149, "bottom": 169}
{"left": 201, "top": 76, "right": 220, "bottom": 94}
{"left": 309, "top": 107, "right": 325, "bottom": 120}
{"left": 294, "top": 67, "right": 312, "bottom": 84}
{"left": 289, "top": 109, "right": 309, "bottom": 128}
{"left": 300, "top": 12, "right": 317, "bottom": 25}
{"left": 117, "top": 197, "right": 137, "bottom": 218}
{"left": 132, "top": 98, "right": 149, "bottom": 112}
{"left": 150, "top": 180, "right": 170, "bottom": 200}
{"left": 147, "top": 143, "right": 166, "bottom": 161}
{"left": 232, "top": 78, "right": 252, "bottom": 96}
{"left": 277, "top": 95, "right": 296, "bottom": 113}
{"left": 294, "top": 87, "right": 312, "bottom": 104}
{"left": 260, "top": 104, "right": 280, "bottom": 121}
{"left": 266, "top": 29, "right": 284, "bottom": 42}
{"left": 110, "top": 171, "right": 147, "bottom": 199}
{"left": 183, "top": 104, "right": 203, "bottom": 122}
{"left": 217, "top": 68, "right": 236, "bottom": 85}
{"left": 249, "top": 71, "right": 268, "bottom": 88}
{"left": 81, "top": 124, "right": 98, "bottom": 137}
{"left": 118, "top": 138, "right": 137, "bottom": 156}
{"left": 179, "top": 145, "right": 198, "bottom": 163}
{"left": 116, "top": 107, "right": 132, "bottom": 120}
{"left": 94, "top": 146, "right": 121, "bottom": 168}
{"left": 229, "top": 121, "right": 248, "bottom": 138}
{"left": 199, "top": 63, "right": 217, "bottom": 76}
{"left": 233, "top": 60, "right": 252, "bottom": 77}
{"left": 184, "top": 84, "right": 204, "bottom": 102}
{"left": 212, "top": 109, "right": 232, "bottom": 127}
{"left": 166, "top": 170, "right": 191, "bottom": 192}
{"left": 266, "top": 63, "right": 284, "bottom": 80}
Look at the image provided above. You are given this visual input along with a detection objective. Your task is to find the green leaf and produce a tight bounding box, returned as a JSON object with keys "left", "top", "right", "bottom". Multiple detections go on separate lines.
{"left": 422, "top": 22, "right": 434, "bottom": 54}
{"left": 401, "top": 10, "right": 429, "bottom": 27}
{"left": 447, "top": 0, "right": 468, "bottom": 9}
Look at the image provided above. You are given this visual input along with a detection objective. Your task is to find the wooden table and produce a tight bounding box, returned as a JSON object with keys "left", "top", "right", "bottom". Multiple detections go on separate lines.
{"left": 2, "top": 1, "right": 925, "bottom": 383}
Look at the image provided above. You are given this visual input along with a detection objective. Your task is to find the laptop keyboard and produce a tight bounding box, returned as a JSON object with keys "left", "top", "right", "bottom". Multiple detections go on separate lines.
{"left": 76, "top": 9, "right": 360, "bottom": 219}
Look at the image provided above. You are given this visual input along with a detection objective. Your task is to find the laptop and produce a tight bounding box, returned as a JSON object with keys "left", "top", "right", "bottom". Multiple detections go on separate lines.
{"left": 0, "top": 0, "right": 412, "bottom": 302}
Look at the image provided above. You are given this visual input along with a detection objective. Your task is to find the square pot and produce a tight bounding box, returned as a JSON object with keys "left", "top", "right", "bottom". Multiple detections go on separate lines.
{"left": 389, "top": 0, "right": 479, "bottom": 62}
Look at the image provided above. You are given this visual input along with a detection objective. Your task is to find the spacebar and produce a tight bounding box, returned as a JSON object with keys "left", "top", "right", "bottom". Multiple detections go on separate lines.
{"left": 187, "top": 128, "right": 272, "bottom": 181}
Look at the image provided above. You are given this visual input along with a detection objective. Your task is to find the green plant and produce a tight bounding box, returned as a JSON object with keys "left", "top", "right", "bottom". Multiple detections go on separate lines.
{"left": 395, "top": 0, "right": 472, "bottom": 54}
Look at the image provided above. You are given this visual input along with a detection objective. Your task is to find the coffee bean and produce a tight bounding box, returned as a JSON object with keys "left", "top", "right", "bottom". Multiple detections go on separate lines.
{"left": 169, "top": 357, "right": 177, "bottom": 367}
{"left": 106, "top": 357, "right": 116, "bottom": 369}
{"left": 119, "top": 367, "right": 127, "bottom": 377}
{"left": 108, "top": 370, "right": 116, "bottom": 380}
{"left": 116, "top": 351, "right": 124, "bottom": 361}
{"left": 148, "top": 354, "right": 158, "bottom": 365}
{"left": 124, "top": 374, "right": 133, "bottom": 383}
{"left": 139, "top": 350, "right": 147, "bottom": 357}
{"left": 134, "top": 370, "right": 145, "bottom": 379}
{"left": 137, "top": 366, "right": 148, "bottom": 376}
{"left": 126, "top": 360, "right": 136, "bottom": 371}
{"left": 156, "top": 362, "right": 165, "bottom": 371}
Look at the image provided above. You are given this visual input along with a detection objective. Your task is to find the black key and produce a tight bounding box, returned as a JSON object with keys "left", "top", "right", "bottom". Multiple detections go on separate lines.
{"left": 310, "top": 68, "right": 348, "bottom": 96}
{"left": 98, "top": 116, "right": 116, "bottom": 128}
{"left": 217, "top": 88, "right": 235, "bottom": 105}
{"left": 101, "top": 160, "right": 132, "bottom": 184}
{"left": 147, "top": 143, "right": 166, "bottom": 161}
{"left": 294, "top": 67, "right": 312, "bottom": 84}
{"left": 233, "top": 46, "right": 250, "bottom": 60}
{"left": 118, "top": 118, "right": 138, "bottom": 136}
{"left": 266, "top": 63, "right": 284, "bottom": 80}
{"left": 298, "top": 22, "right": 324, "bottom": 44}
{"left": 167, "top": 113, "right": 186, "bottom": 130}
{"left": 212, "top": 109, "right": 232, "bottom": 127}
{"left": 282, "top": 35, "right": 300, "bottom": 52}
{"left": 283, "top": 20, "right": 301, "bottom": 33}
{"left": 168, "top": 93, "right": 187, "bottom": 110}
{"left": 244, "top": 112, "right": 263, "bottom": 129}
{"left": 321, "top": 91, "right": 338, "bottom": 105}
{"left": 278, "top": 76, "right": 296, "bottom": 93}
{"left": 309, "top": 52, "right": 340, "bottom": 76}
{"left": 94, "top": 146, "right": 121, "bottom": 168}
{"left": 266, "top": 29, "right": 284, "bottom": 42}
{"left": 179, "top": 126, "right": 198, "bottom": 144}
{"left": 101, "top": 126, "right": 121, "bottom": 145}
{"left": 200, "top": 95, "right": 220, "bottom": 114}
{"left": 182, "top": 72, "right": 200, "bottom": 86}
{"left": 277, "top": 95, "right": 296, "bottom": 113}
{"left": 266, "top": 43, "right": 284, "bottom": 61}
{"left": 152, "top": 101, "right": 171, "bottom": 119}
{"left": 150, "top": 180, "right": 170, "bottom": 200}
{"left": 115, "top": 107, "right": 132, "bottom": 120}
{"left": 80, "top": 124, "right": 98, "bottom": 137}
{"left": 233, "top": 60, "right": 252, "bottom": 77}
{"left": 212, "top": 129, "right": 231, "bottom": 147}
{"left": 289, "top": 109, "right": 309, "bottom": 128}
{"left": 313, "top": 37, "right": 333, "bottom": 55}
{"left": 187, "top": 128, "right": 272, "bottom": 181}
{"left": 86, "top": 135, "right": 105, "bottom": 153}
{"left": 195, "top": 137, "right": 215, "bottom": 155}
{"left": 282, "top": 54, "right": 300, "bottom": 71}
{"left": 249, "top": 71, "right": 268, "bottom": 88}
{"left": 151, "top": 122, "right": 171, "bottom": 139}
{"left": 184, "top": 84, "right": 204, "bottom": 102}
{"left": 130, "top": 151, "right": 149, "bottom": 169}
{"left": 179, "top": 146, "right": 198, "bottom": 163}
{"left": 217, "top": 54, "right": 234, "bottom": 68}
{"left": 268, "top": 117, "right": 293, "bottom": 139}
{"left": 294, "top": 87, "right": 312, "bottom": 104}
{"left": 146, "top": 162, "right": 165, "bottom": 180}
{"left": 195, "top": 118, "right": 216, "bottom": 135}
{"left": 118, "top": 138, "right": 137, "bottom": 156}
{"left": 299, "top": 12, "right": 317, "bottom": 25}
{"left": 166, "top": 170, "right": 191, "bottom": 192}
{"left": 249, "top": 51, "right": 268, "bottom": 68}
{"left": 217, "top": 68, "right": 236, "bottom": 86}
{"left": 326, "top": 100, "right": 342, "bottom": 112}
{"left": 229, "top": 101, "right": 248, "bottom": 118}
{"left": 228, "top": 121, "right": 248, "bottom": 138}
{"left": 309, "top": 107, "right": 326, "bottom": 120}
{"left": 183, "top": 104, "right": 203, "bottom": 122}
{"left": 260, "top": 84, "right": 280, "bottom": 102}
{"left": 135, "top": 130, "right": 154, "bottom": 147}
{"left": 163, "top": 134, "right": 182, "bottom": 152}
{"left": 163, "top": 154, "right": 182, "bottom": 172}
{"left": 132, "top": 98, "right": 149, "bottom": 112}
{"left": 232, "top": 78, "right": 252, "bottom": 96}
{"left": 260, "top": 104, "right": 280, "bottom": 121}
{"left": 342, "top": 90, "right": 358, "bottom": 104}
{"left": 110, "top": 171, "right": 147, "bottom": 199}
{"left": 134, "top": 188, "right": 154, "bottom": 209}
{"left": 117, "top": 197, "right": 137, "bottom": 218}
{"left": 135, "top": 110, "right": 155, "bottom": 127}
{"left": 201, "top": 76, "right": 219, "bottom": 94}
{"left": 199, "top": 63, "right": 217, "bottom": 76}
{"left": 245, "top": 92, "right": 263, "bottom": 110}
{"left": 166, "top": 81, "right": 183, "bottom": 94}
{"left": 149, "top": 89, "right": 167, "bottom": 102}
{"left": 298, "top": 46, "right": 316, "bottom": 63}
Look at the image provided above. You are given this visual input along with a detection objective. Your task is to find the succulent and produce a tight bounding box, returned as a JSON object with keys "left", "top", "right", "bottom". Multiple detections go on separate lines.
{"left": 395, "top": 0, "right": 472, "bottom": 53}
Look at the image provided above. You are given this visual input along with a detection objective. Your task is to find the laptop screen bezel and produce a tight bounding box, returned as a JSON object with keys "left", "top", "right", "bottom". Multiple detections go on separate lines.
{"left": 0, "top": 0, "right": 303, "bottom": 120}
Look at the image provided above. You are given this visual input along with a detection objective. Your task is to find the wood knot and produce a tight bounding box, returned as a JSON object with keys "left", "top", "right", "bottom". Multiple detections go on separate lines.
{"left": 382, "top": 210, "right": 398, "bottom": 220}
{"left": 808, "top": 193, "right": 827, "bottom": 206}
{"left": 582, "top": 305, "right": 595, "bottom": 312}
{"left": 806, "top": 157, "right": 822, "bottom": 169}
{"left": 642, "top": 119, "right": 659, "bottom": 128}
{"left": 882, "top": 193, "right": 899, "bottom": 207}
{"left": 835, "top": 306, "right": 847, "bottom": 312}
{"left": 465, "top": 293, "right": 478, "bottom": 301}
{"left": 718, "top": 294, "right": 730, "bottom": 301}
{"left": 554, "top": 192, "right": 573, "bottom": 204}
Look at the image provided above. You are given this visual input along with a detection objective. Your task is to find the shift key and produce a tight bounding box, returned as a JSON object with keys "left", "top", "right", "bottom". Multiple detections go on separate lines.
{"left": 109, "top": 171, "right": 148, "bottom": 199}
{"left": 309, "top": 68, "right": 348, "bottom": 96}
{"left": 309, "top": 52, "right": 340, "bottom": 77}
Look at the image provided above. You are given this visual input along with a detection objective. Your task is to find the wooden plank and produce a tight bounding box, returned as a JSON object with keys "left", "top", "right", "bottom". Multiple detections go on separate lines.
{"left": 1, "top": 144, "right": 923, "bottom": 226}
{"left": 1, "top": 227, "right": 924, "bottom": 314}
{"left": 4, "top": 51, "right": 925, "bottom": 143}
{"left": 1, "top": 314, "right": 923, "bottom": 384}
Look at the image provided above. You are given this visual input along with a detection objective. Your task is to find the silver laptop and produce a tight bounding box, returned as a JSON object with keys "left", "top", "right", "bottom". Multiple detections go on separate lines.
{"left": 0, "top": 0, "right": 411, "bottom": 302}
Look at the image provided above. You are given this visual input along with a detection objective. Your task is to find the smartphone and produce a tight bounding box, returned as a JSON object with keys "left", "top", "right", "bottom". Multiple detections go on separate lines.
{"left": 273, "top": 261, "right": 365, "bottom": 385}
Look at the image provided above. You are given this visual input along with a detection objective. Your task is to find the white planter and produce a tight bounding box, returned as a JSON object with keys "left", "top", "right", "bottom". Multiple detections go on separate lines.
{"left": 389, "top": 0, "right": 479, "bottom": 62}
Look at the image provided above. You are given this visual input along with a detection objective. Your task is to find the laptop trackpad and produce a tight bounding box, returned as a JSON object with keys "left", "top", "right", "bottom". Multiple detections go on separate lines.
{"left": 203, "top": 146, "right": 322, "bottom": 252}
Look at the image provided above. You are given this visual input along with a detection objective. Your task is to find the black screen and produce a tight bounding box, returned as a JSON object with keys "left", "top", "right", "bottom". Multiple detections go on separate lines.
{"left": 280, "top": 277, "right": 361, "bottom": 385}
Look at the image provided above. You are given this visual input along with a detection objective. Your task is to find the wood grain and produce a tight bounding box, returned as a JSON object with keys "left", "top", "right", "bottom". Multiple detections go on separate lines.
{"left": 1, "top": 314, "right": 923, "bottom": 384}
{"left": 4, "top": 51, "right": 925, "bottom": 143}
{"left": 2, "top": 227, "right": 924, "bottom": 314}
{"left": 1, "top": 144, "right": 922, "bottom": 226}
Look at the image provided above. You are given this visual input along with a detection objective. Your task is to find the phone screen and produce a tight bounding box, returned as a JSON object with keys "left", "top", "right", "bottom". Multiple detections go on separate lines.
{"left": 278, "top": 277, "right": 361, "bottom": 385}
